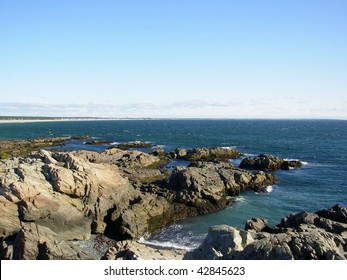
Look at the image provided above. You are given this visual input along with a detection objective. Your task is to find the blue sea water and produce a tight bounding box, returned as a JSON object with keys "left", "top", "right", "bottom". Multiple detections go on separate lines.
{"left": 1, "top": 119, "right": 347, "bottom": 249}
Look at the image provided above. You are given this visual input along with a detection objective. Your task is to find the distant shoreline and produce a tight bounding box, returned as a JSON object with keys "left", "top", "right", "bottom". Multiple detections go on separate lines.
{"left": 0, "top": 117, "right": 345, "bottom": 124}
{"left": 0, "top": 117, "right": 153, "bottom": 124}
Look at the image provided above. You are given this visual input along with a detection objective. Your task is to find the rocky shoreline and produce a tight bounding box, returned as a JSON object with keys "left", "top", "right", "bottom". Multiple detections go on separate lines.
{"left": 1, "top": 137, "right": 345, "bottom": 260}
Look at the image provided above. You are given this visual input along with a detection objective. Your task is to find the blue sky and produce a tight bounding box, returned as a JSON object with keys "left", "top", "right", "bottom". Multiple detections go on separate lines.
{"left": 0, "top": 0, "right": 346, "bottom": 118}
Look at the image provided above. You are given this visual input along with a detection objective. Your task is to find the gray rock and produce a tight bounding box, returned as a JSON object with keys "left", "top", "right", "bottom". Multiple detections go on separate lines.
{"left": 187, "top": 205, "right": 347, "bottom": 260}
{"left": 13, "top": 223, "right": 93, "bottom": 260}
{"left": 245, "top": 218, "right": 268, "bottom": 232}
{"left": 169, "top": 162, "right": 276, "bottom": 214}
{"left": 185, "top": 225, "right": 253, "bottom": 259}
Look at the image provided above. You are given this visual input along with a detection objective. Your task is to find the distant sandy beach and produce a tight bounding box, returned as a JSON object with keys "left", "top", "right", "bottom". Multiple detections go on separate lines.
{"left": 0, "top": 118, "right": 152, "bottom": 124}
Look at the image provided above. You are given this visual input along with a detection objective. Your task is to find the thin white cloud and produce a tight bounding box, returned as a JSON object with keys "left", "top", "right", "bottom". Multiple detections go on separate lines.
{"left": 0, "top": 99, "right": 240, "bottom": 109}
{"left": 0, "top": 100, "right": 346, "bottom": 119}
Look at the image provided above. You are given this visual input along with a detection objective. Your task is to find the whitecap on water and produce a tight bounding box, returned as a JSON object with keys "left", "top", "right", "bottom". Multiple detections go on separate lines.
{"left": 243, "top": 153, "right": 257, "bottom": 157}
{"left": 221, "top": 146, "right": 237, "bottom": 150}
{"left": 254, "top": 185, "right": 275, "bottom": 195}
{"left": 153, "top": 144, "right": 166, "bottom": 148}
{"left": 284, "top": 158, "right": 309, "bottom": 165}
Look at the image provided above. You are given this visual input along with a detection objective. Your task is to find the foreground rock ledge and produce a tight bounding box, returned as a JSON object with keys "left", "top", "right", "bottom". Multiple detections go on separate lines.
{"left": 0, "top": 148, "right": 275, "bottom": 259}
{"left": 185, "top": 204, "right": 347, "bottom": 260}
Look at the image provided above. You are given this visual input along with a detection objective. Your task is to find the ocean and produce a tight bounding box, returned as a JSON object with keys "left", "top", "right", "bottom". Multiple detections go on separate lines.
{"left": 1, "top": 119, "right": 346, "bottom": 250}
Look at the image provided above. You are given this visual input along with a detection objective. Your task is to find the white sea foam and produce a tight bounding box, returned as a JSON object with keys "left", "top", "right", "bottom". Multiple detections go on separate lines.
{"left": 243, "top": 153, "right": 257, "bottom": 157}
{"left": 154, "top": 144, "right": 166, "bottom": 148}
{"left": 254, "top": 185, "right": 275, "bottom": 195}
{"left": 230, "top": 196, "right": 246, "bottom": 203}
{"left": 284, "top": 158, "right": 309, "bottom": 165}
{"left": 138, "top": 237, "right": 196, "bottom": 251}
{"left": 110, "top": 142, "right": 120, "bottom": 145}
{"left": 221, "top": 146, "right": 237, "bottom": 150}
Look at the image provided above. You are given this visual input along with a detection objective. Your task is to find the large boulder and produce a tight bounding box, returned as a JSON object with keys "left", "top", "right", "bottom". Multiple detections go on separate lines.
{"left": 118, "top": 194, "right": 172, "bottom": 239}
{"left": 0, "top": 150, "right": 140, "bottom": 240}
{"left": 169, "top": 162, "right": 276, "bottom": 214}
{"left": 185, "top": 225, "right": 253, "bottom": 259}
{"left": 239, "top": 154, "right": 302, "bottom": 171}
{"left": 316, "top": 204, "right": 347, "bottom": 224}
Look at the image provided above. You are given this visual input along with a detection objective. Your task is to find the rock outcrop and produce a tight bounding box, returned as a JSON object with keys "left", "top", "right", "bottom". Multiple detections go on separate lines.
{"left": 171, "top": 147, "right": 242, "bottom": 162}
{"left": 0, "top": 136, "right": 90, "bottom": 158}
{"left": 169, "top": 161, "right": 276, "bottom": 214}
{"left": 187, "top": 205, "right": 347, "bottom": 260}
{"left": 239, "top": 154, "right": 302, "bottom": 171}
{"left": 0, "top": 144, "right": 279, "bottom": 260}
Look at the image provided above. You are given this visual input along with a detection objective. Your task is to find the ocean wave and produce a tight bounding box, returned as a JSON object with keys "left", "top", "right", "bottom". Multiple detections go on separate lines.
{"left": 229, "top": 196, "right": 246, "bottom": 203}
{"left": 221, "top": 146, "right": 237, "bottom": 150}
{"left": 153, "top": 144, "right": 166, "bottom": 148}
{"left": 110, "top": 142, "right": 120, "bottom": 145}
{"left": 138, "top": 237, "right": 197, "bottom": 251}
{"left": 254, "top": 185, "right": 276, "bottom": 195}
{"left": 243, "top": 153, "right": 257, "bottom": 157}
{"left": 284, "top": 158, "right": 309, "bottom": 165}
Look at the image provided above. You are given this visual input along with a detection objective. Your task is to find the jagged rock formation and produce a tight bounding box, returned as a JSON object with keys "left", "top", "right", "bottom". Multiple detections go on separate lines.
{"left": 169, "top": 161, "right": 276, "bottom": 215}
{"left": 186, "top": 205, "right": 347, "bottom": 260}
{"left": 0, "top": 145, "right": 275, "bottom": 259}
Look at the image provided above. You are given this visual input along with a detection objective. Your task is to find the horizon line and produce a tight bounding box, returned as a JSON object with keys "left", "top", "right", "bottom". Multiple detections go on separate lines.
{"left": 0, "top": 116, "right": 346, "bottom": 122}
